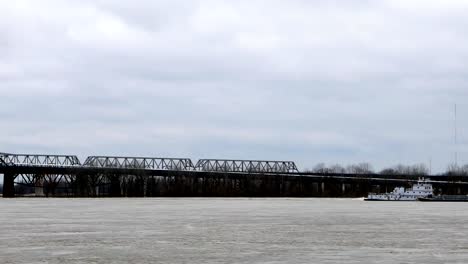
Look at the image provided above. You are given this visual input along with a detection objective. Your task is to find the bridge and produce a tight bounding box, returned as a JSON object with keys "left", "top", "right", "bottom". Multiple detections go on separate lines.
{"left": 1, "top": 151, "right": 467, "bottom": 198}
{"left": 194, "top": 159, "right": 299, "bottom": 173}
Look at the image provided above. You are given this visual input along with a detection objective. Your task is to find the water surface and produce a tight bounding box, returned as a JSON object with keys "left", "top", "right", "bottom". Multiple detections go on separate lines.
{"left": 0, "top": 198, "right": 467, "bottom": 263}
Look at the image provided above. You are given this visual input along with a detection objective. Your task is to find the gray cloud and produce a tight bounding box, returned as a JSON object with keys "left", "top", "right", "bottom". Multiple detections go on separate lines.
{"left": 1, "top": 0, "right": 467, "bottom": 172}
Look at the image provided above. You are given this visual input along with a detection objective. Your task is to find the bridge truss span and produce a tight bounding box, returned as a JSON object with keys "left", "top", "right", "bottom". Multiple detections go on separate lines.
{"left": 83, "top": 156, "right": 195, "bottom": 171}
{"left": 0, "top": 153, "right": 81, "bottom": 167}
{"left": 195, "top": 159, "right": 299, "bottom": 173}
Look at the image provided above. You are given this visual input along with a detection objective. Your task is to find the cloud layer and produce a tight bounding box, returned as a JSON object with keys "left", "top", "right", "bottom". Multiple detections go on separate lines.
{"left": 1, "top": 0, "right": 467, "bottom": 172}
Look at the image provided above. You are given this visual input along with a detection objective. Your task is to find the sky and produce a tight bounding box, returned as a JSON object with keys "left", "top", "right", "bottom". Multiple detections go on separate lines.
{"left": 0, "top": 0, "right": 467, "bottom": 172}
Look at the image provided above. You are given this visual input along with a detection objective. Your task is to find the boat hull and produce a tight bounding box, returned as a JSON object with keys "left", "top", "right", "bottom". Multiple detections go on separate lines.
{"left": 418, "top": 195, "right": 468, "bottom": 202}
{"left": 364, "top": 198, "right": 416, "bottom": 201}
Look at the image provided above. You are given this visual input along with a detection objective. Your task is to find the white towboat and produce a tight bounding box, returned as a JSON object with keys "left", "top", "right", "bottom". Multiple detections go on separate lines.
{"left": 365, "top": 178, "right": 433, "bottom": 201}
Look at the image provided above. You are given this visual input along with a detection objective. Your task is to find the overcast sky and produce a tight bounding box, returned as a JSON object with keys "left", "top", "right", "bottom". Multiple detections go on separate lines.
{"left": 1, "top": 0, "right": 467, "bottom": 172}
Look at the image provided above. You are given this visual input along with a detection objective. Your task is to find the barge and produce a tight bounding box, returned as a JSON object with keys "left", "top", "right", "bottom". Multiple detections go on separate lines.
{"left": 418, "top": 195, "right": 468, "bottom": 202}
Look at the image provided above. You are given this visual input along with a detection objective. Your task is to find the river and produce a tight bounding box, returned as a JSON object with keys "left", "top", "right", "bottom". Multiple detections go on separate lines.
{"left": 0, "top": 198, "right": 467, "bottom": 263}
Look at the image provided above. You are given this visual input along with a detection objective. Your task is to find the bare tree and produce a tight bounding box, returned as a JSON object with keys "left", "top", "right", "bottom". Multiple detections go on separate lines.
{"left": 380, "top": 167, "right": 398, "bottom": 175}
{"left": 379, "top": 164, "right": 428, "bottom": 176}
{"left": 409, "top": 164, "right": 429, "bottom": 176}
{"left": 447, "top": 164, "right": 468, "bottom": 176}
{"left": 329, "top": 164, "right": 346, "bottom": 174}
{"left": 446, "top": 163, "right": 461, "bottom": 175}
{"left": 312, "top": 163, "right": 327, "bottom": 173}
{"left": 462, "top": 164, "right": 468, "bottom": 175}
{"left": 346, "top": 163, "right": 374, "bottom": 174}
{"left": 394, "top": 164, "right": 410, "bottom": 175}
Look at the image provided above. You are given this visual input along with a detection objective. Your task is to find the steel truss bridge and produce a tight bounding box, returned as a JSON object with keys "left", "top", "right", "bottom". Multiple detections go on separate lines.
{"left": 1, "top": 152, "right": 468, "bottom": 198}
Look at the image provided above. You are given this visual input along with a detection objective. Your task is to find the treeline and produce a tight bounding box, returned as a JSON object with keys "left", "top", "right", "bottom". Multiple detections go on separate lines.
{"left": 307, "top": 163, "right": 468, "bottom": 176}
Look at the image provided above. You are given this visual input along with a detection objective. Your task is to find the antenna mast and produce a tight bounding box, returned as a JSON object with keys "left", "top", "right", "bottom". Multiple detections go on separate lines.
{"left": 454, "top": 103, "right": 458, "bottom": 166}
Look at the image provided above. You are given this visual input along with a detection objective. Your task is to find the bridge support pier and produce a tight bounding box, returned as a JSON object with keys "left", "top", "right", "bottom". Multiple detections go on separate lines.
{"left": 3, "top": 173, "right": 15, "bottom": 198}
{"left": 109, "top": 176, "right": 121, "bottom": 197}
{"left": 143, "top": 178, "right": 148, "bottom": 197}
{"left": 35, "top": 176, "right": 44, "bottom": 197}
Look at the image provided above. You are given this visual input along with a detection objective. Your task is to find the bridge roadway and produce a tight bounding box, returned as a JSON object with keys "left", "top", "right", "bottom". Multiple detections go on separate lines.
{"left": 1, "top": 152, "right": 467, "bottom": 197}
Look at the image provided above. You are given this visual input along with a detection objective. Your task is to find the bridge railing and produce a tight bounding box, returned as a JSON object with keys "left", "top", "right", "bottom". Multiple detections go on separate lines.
{"left": 195, "top": 159, "right": 299, "bottom": 173}
{"left": 0, "top": 153, "right": 81, "bottom": 167}
{"left": 83, "top": 156, "right": 195, "bottom": 171}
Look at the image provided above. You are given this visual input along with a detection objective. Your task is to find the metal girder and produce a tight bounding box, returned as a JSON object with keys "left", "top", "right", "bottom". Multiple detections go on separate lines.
{"left": 0, "top": 153, "right": 81, "bottom": 167}
{"left": 0, "top": 152, "right": 8, "bottom": 165}
{"left": 83, "top": 156, "right": 195, "bottom": 171}
{"left": 195, "top": 159, "right": 299, "bottom": 173}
